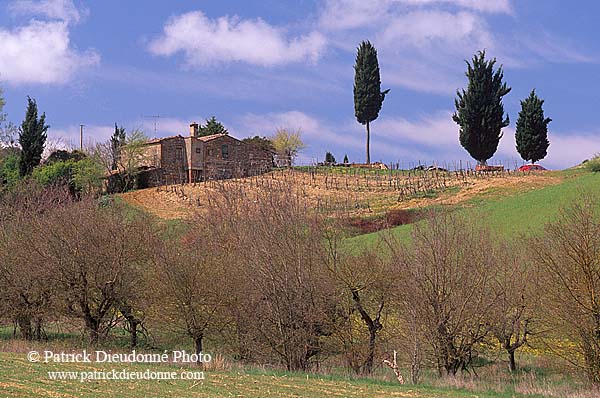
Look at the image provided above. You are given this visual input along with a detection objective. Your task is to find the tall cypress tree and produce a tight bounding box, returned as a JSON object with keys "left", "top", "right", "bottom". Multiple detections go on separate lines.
{"left": 453, "top": 51, "right": 511, "bottom": 165}
{"left": 18, "top": 97, "right": 48, "bottom": 176}
{"left": 353, "top": 41, "right": 389, "bottom": 164}
{"left": 515, "top": 90, "right": 551, "bottom": 164}
{"left": 110, "top": 123, "right": 126, "bottom": 170}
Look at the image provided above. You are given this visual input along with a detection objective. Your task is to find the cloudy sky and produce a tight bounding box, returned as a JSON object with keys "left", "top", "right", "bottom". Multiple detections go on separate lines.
{"left": 1, "top": 0, "right": 599, "bottom": 168}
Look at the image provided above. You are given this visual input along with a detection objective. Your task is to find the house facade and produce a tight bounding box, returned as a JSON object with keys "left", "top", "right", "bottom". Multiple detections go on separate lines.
{"left": 136, "top": 123, "right": 273, "bottom": 187}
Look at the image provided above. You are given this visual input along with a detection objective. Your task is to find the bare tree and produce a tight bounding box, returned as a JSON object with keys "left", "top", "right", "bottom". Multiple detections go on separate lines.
{"left": 392, "top": 211, "right": 499, "bottom": 375}
{"left": 94, "top": 129, "right": 149, "bottom": 192}
{"left": 40, "top": 198, "right": 154, "bottom": 344}
{"left": 488, "top": 242, "right": 539, "bottom": 372}
{"left": 199, "top": 184, "right": 344, "bottom": 371}
{"left": 0, "top": 183, "right": 68, "bottom": 339}
{"left": 327, "top": 245, "right": 394, "bottom": 375}
{"left": 151, "top": 228, "right": 227, "bottom": 360}
{"left": 531, "top": 196, "right": 600, "bottom": 384}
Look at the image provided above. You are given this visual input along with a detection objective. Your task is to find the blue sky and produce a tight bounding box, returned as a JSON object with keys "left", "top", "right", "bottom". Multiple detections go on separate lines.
{"left": 1, "top": 0, "right": 600, "bottom": 168}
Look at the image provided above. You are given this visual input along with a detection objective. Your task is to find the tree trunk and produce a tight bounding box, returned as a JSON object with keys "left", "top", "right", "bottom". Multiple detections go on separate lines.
{"left": 508, "top": 349, "right": 517, "bottom": 372}
{"left": 84, "top": 316, "right": 100, "bottom": 345}
{"left": 34, "top": 317, "right": 43, "bottom": 341}
{"left": 366, "top": 121, "right": 371, "bottom": 164}
{"left": 16, "top": 315, "right": 32, "bottom": 340}
{"left": 194, "top": 334, "right": 203, "bottom": 364}
{"left": 129, "top": 320, "right": 138, "bottom": 348}
{"left": 364, "top": 326, "right": 377, "bottom": 374}
{"left": 350, "top": 288, "right": 382, "bottom": 375}
{"left": 121, "top": 306, "right": 140, "bottom": 348}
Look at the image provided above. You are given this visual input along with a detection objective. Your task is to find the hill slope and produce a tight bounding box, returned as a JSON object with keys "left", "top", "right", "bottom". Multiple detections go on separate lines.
{"left": 349, "top": 169, "right": 599, "bottom": 247}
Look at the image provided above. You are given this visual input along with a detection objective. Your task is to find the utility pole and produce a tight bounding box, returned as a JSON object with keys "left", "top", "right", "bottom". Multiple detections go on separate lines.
{"left": 79, "top": 124, "right": 84, "bottom": 150}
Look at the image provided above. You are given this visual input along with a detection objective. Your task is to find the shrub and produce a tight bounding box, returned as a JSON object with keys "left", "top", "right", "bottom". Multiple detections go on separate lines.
{"left": 45, "top": 149, "right": 86, "bottom": 165}
{"left": 586, "top": 155, "right": 600, "bottom": 172}
{"left": 72, "top": 157, "right": 103, "bottom": 195}
{"left": 31, "top": 159, "right": 75, "bottom": 186}
{"left": 0, "top": 152, "right": 21, "bottom": 187}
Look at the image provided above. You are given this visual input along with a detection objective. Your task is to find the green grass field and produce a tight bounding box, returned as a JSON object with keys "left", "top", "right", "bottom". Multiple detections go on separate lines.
{"left": 349, "top": 169, "right": 600, "bottom": 248}
{"left": 0, "top": 352, "right": 544, "bottom": 398}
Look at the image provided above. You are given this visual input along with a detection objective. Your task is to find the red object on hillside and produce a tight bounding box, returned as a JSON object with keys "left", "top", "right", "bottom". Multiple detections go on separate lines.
{"left": 518, "top": 164, "right": 547, "bottom": 171}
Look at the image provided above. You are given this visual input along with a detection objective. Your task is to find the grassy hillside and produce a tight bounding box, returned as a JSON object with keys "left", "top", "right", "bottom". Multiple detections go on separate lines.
{"left": 0, "top": 352, "right": 540, "bottom": 398}
{"left": 349, "top": 169, "right": 600, "bottom": 247}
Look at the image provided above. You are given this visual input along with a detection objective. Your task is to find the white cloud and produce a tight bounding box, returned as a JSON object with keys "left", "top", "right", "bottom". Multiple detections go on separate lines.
{"left": 319, "top": 0, "right": 510, "bottom": 32}
{"left": 517, "top": 31, "right": 596, "bottom": 65}
{"left": 239, "top": 110, "right": 358, "bottom": 144}
{"left": 374, "top": 10, "right": 494, "bottom": 95}
{"left": 148, "top": 11, "right": 327, "bottom": 67}
{"left": 318, "top": 0, "right": 502, "bottom": 96}
{"left": 380, "top": 10, "right": 491, "bottom": 49}
{"left": 383, "top": 60, "right": 462, "bottom": 94}
{"left": 237, "top": 110, "right": 366, "bottom": 163}
{"left": 497, "top": 127, "right": 600, "bottom": 169}
{"left": 400, "top": 0, "right": 511, "bottom": 14}
{"left": 319, "top": 0, "right": 393, "bottom": 31}
{"left": 7, "top": 0, "right": 86, "bottom": 25}
{"left": 0, "top": 20, "right": 99, "bottom": 85}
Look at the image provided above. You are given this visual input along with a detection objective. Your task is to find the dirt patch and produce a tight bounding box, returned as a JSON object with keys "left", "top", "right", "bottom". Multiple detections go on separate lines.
{"left": 347, "top": 209, "right": 426, "bottom": 234}
{"left": 121, "top": 187, "right": 190, "bottom": 219}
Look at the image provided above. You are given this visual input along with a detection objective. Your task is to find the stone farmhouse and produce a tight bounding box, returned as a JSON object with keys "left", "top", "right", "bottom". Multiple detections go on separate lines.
{"left": 135, "top": 123, "right": 273, "bottom": 187}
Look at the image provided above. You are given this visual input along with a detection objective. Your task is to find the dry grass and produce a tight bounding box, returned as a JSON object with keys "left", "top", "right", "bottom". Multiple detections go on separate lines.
{"left": 121, "top": 168, "right": 563, "bottom": 220}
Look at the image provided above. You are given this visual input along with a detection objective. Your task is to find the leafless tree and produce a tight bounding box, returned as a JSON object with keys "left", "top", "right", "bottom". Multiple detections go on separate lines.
{"left": 198, "top": 183, "right": 344, "bottom": 371}
{"left": 531, "top": 196, "right": 600, "bottom": 384}
{"left": 391, "top": 211, "right": 499, "bottom": 375}
{"left": 94, "top": 129, "right": 149, "bottom": 192}
{"left": 488, "top": 241, "right": 539, "bottom": 372}
{"left": 0, "top": 183, "right": 69, "bottom": 339}
{"left": 40, "top": 198, "right": 154, "bottom": 344}
{"left": 326, "top": 244, "right": 394, "bottom": 375}
{"left": 151, "top": 228, "right": 227, "bottom": 360}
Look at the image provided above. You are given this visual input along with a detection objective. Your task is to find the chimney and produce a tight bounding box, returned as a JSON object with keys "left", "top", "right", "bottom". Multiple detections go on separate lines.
{"left": 189, "top": 122, "right": 199, "bottom": 137}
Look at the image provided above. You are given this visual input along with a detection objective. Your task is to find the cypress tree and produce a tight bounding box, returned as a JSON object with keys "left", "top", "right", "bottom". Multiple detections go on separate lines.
{"left": 515, "top": 90, "right": 551, "bottom": 164}
{"left": 453, "top": 51, "right": 511, "bottom": 165}
{"left": 18, "top": 97, "right": 48, "bottom": 176}
{"left": 353, "top": 41, "right": 389, "bottom": 164}
{"left": 110, "top": 123, "right": 126, "bottom": 170}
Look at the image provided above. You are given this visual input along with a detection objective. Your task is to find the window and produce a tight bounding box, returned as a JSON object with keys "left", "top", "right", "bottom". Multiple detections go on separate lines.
{"left": 195, "top": 147, "right": 201, "bottom": 154}
{"left": 221, "top": 144, "right": 229, "bottom": 159}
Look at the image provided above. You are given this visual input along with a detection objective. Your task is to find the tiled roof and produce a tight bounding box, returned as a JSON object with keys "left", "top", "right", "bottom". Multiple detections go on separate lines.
{"left": 144, "top": 133, "right": 234, "bottom": 145}
{"left": 145, "top": 135, "right": 183, "bottom": 144}
{"left": 197, "top": 133, "right": 228, "bottom": 142}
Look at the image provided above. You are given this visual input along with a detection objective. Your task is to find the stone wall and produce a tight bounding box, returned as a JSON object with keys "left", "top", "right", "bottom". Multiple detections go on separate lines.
{"left": 202, "top": 136, "right": 272, "bottom": 179}
{"left": 158, "top": 137, "right": 187, "bottom": 185}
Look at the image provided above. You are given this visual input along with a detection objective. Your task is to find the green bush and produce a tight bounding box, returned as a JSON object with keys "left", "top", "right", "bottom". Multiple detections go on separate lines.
{"left": 30, "top": 157, "right": 104, "bottom": 195}
{"left": 586, "top": 155, "right": 600, "bottom": 172}
{"left": 72, "top": 157, "right": 103, "bottom": 195}
{"left": 0, "top": 152, "right": 21, "bottom": 187}
{"left": 32, "top": 159, "right": 76, "bottom": 186}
